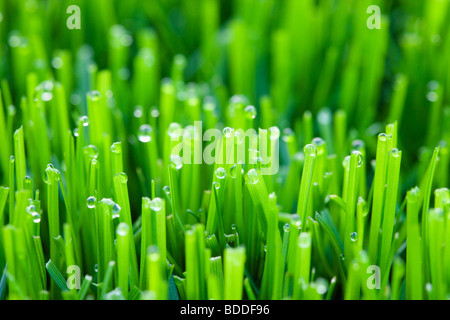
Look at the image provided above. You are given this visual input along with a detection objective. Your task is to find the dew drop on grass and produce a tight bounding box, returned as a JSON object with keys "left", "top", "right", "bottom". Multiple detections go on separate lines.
{"left": 163, "top": 186, "right": 170, "bottom": 195}
{"left": 27, "top": 205, "right": 41, "bottom": 223}
{"left": 230, "top": 164, "right": 244, "bottom": 179}
{"left": 247, "top": 169, "right": 259, "bottom": 184}
{"left": 117, "top": 222, "right": 130, "bottom": 236}
{"left": 215, "top": 167, "right": 227, "bottom": 179}
{"left": 79, "top": 115, "right": 89, "bottom": 127}
{"left": 138, "top": 124, "right": 152, "bottom": 143}
{"left": 94, "top": 264, "right": 99, "bottom": 273}
{"left": 170, "top": 155, "right": 183, "bottom": 170}
{"left": 244, "top": 105, "right": 257, "bottom": 119}
{"left": 283, "top": 223, "right": 290, "bottom": 232}
{"left": 51, "top": 57, "right": 63, "bottom": 69}
{"left": 150, "top": 198, "right": 163, "bottom": 211}
{"left": 112, "top": 203, "right": 121, "bottom": 218}
{"left": 168, "top": 123, "right": 182, "bottom": 140}
{"left": 32, "top": 212, "right": 41, "bottom": 224}
{"left": 87, "top": 90, "right": 101, "bottom": 101}
{"left": 298, "top": 233, "right": 311, "bottom": 248}
{"left": 315, "top": 278, "right": 328, "bottom": 295}
{"left": 426, "top": 92, "right": 438, "bottom": 102}
{"left": 83, "top": 145, "right": 98, "bottom": 160}
{"left": 312, "top": 137, "right": 325, "bottom": 147}
{"left": 223, "top": 127, "right": 233, "bottom": 138}
{"left": 350, "top": 232, "right": 358, "bottom": 242}
{"left": 304, "top": 144, "right": 317, "bottom": 156}
{"left": 269, "top": 126, "right": 280, "bottom": 140}
{"left": 115, "top": 172, "right": 128, "bottom": 183}
{"left": 378, "top": 133, "right": 390, "bottom": 142}
{"left": 133, "top": 106, "right": 143, "bottom": 118}
{"left": 213, "top": 181, "right": 221, "bottom": 190}
{"left": 282, "top": 128, "right": 295, "bottom": 143}
{"left": 390, "top": 148, "right": 401, "bottom": 158}
{"left": 351, "top": 150, "right": 364, "bottom": 166}
{"left": 339, "top": 254, "right": 345, "bottom": 261}
{"left": 150, "top": 108, "right": 160, "bottom": 118}
{"left": 86, "top": 196, "right": 96, "bottom": 208}
{"left": 111, "top": 142, "right": 121, "bottom": 154}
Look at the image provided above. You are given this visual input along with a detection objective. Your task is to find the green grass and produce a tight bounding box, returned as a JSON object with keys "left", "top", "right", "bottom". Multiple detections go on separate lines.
{"left": 0, "top": 0, "right": 450, "bottom": 300}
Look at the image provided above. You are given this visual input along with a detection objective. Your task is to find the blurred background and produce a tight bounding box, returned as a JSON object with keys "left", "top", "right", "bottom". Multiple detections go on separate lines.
{"left": 0, "top": 0, "right": 449, "bottom": 191}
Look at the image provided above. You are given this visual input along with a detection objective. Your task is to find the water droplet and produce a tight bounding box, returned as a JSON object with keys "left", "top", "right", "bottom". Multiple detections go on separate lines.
{"left": 264, "top": 245, "right": 267, "bottom": 253}
{"left": 390, "top": 148, "right": 401, "bottom": 158}
{"left": 120, "top": 34, "right": 133, "bottom": 47}
{"left": 170, "top": 155, "right": 183, "bottom": 170}
{"left": 27, "top": 205, "right": 41, "bottom": 223}
{"left": 298, "top": 233, "right": 311, "bottom": 248}
{"left": 26, "top": 204, "right": 36, "bottom": 214}
{"left": 138, "top": 124, "right": 152, "bottom": 143}
{"left": 150, "top": 108, "right": 160, "bottom": 118}
{"left": 312, "top": 137, "right": 325, "bottom": 146}
{"left": 223, "top": 127, "right": 233, "bottom": 138}
{"left": 83, "top": 145, "right": 98, "bottom": 159}
{"left": 111, "top": 142, "right": 121, "bottom": 154}
{"left": 340, "top": 254, "right": 345, "bottom": 261}
{"left": 8, "top": 105, "right": 16, "bottom": 116}
{"left": 51, "top": 57, "right": 63, "bottom": 69}
{"left": 87, "top": 91, "right": 101, "bottom": 101}
{"left": 168, "top": 123, "right": 182, "bottom": 140}
{"left": 79, "top": 116, "right": 89, "bottom": 127}
{"left": 269, "top": 127, "right": 280, "bottom": 140}
{"left": 315, "top": 278, "right": 328, "bottom": 295}
{"left": 150, "top": 198, "right": 163, "bottom": 211}
{"left": 94, "top": 264, "right": 99, "bottom": 273}
{"left": 247, "top": 169, "right": 259, "bottom": 184}
{"left": 304, "top": 144, "right": 317, "bottom": 156}
{"left": 350, "top": 232, "right": 358, "bottom": 242}
{"left": 378, "top": 133, "right": 391, "bottom": 142}
{"left": 351, "top": 150, "right": 364, "bottom": 166}
{"left": 230, "top": 164, "right": 241, "bottom": 179}
{"left": 215, "top": 167, "right": 227, "bottom": 179}
{"left": 244, "top": 105, "right": 257, "bottom": 119}
{"left": 117, "top": 222, "right": 130, "bottom": 236}
{"left": 112, "top": 203, "right": 121, "bottom": 218}
{"left": 86, "top": 196, "right": 96, "bottom": 208}
{"left": 163, "top": 186, "right": 170, "bottom": 195}
{"left": 283, "top": 223, "right": 290, "bottom": 232}
{"left": 426, "top": 91, "right": 438, "bottom": 102}
{"left": 115, "top": 172, "right": 128, "bottom": 183}
{"left": 212, "top": 181, "right": 221, "bottom": 190}
{"left": 8, "top": 32, "right": 25, "bottom": 47}
{"left": 133, "top": 106, "right": 143, "bottom": 118}
{"left": 282, "top": 128, "right": 295, "bottom": 143}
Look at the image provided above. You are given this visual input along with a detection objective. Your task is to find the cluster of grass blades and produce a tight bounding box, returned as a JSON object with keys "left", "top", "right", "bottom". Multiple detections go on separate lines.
{"left": 1, "top": 0, "right": 450, "bottom": 300}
